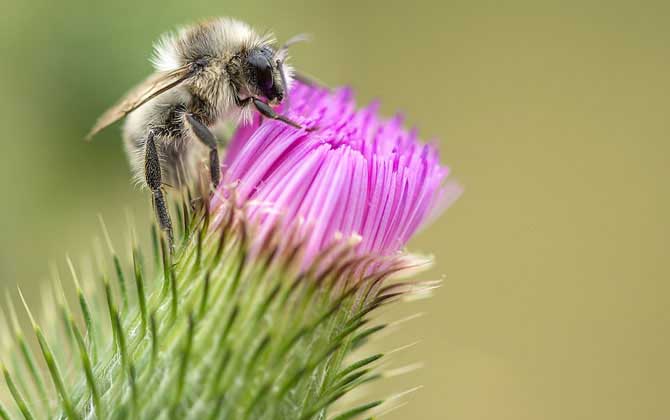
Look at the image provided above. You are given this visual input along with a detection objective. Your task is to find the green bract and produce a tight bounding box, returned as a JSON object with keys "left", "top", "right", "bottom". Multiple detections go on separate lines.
{"left": 0, "top": 200, "right": 433, "bottom": 420}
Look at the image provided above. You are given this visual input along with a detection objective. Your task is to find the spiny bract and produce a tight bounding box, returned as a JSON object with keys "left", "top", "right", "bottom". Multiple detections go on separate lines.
{"left": 0, "top": 199, "right": 437, "bottom": 420}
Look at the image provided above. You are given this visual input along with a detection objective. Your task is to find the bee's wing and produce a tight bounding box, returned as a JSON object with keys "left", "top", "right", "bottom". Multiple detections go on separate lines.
{"left": 86, "top": 66, "right": 192, "bottom": 140}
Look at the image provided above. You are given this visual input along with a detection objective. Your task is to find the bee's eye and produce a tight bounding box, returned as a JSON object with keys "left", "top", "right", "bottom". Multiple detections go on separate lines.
{"left": 247, "top": 50, "right": 274, "bottom": 92}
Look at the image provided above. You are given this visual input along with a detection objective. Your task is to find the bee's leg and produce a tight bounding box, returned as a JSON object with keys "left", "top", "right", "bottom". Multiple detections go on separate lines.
{"left": 185, "top": 114, "right": 221, "bottom": 188}
{"left": 251, "top": 98, "right": 311, "bottom": 130}
{"left": 145, "top": 131, "right": 174, "bottom": 248}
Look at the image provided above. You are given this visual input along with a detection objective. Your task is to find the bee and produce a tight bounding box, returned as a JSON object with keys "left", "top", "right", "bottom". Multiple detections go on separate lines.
{"left": 87, "top": 17, "right": 313, "bottom": 246}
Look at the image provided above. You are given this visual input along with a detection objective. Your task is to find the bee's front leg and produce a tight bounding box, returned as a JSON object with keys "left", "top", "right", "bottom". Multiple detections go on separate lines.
{"left": 185, "top": 114, "right": 221, "bottom": 189}
{"left": 236, "top": 95, "right": 309, "bottom": 131}
{"left": 251, "top": 98, "right": 305, "bottom": 129}
{"left": 144, "top": 131, "right": 174, "bottom": 249}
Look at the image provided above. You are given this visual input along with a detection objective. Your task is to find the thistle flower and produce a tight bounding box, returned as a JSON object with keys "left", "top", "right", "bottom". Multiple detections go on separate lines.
{"left": 216, "top": 83, "right": 459, "bottom": 261}
{"left": 0, "top": 83, "right": 458, "bottom": 420}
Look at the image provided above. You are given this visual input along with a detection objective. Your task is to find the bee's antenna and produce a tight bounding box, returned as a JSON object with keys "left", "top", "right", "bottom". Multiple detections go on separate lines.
{"left": 284, "top": 33, "right": 311, "bottom": 46}
{"left": 275, "top": 34, "right": 311, "bottom": 113}
{"left": 277, "top": 59, "right": 291, "bottom": 111}
{"left": 275, "top": 33, "right": 311, "bottom": 60}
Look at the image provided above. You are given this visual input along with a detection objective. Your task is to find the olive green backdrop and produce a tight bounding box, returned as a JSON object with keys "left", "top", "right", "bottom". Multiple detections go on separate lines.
{"left": 1, "top": 1, "right": 667, "bottom": 419}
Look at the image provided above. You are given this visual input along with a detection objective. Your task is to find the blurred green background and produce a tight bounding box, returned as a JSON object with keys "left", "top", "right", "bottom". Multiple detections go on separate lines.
{"left": 1, "top": 1, "right": 668, "bottom": 419}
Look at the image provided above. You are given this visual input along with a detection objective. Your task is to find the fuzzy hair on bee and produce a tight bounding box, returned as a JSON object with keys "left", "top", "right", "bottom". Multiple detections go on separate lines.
{"left": 87, "top": 17, "right": 313, "bottom": 247}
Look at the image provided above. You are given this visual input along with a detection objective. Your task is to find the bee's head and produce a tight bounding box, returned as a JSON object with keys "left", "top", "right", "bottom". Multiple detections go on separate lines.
{"left": 245, "top": 47, "right": 286, "bottom": 105}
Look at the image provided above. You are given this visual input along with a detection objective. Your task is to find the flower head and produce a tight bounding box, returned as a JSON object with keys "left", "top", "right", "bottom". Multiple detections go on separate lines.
{"left": 215, "top": 83, "right": 459, "bottom": 262}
